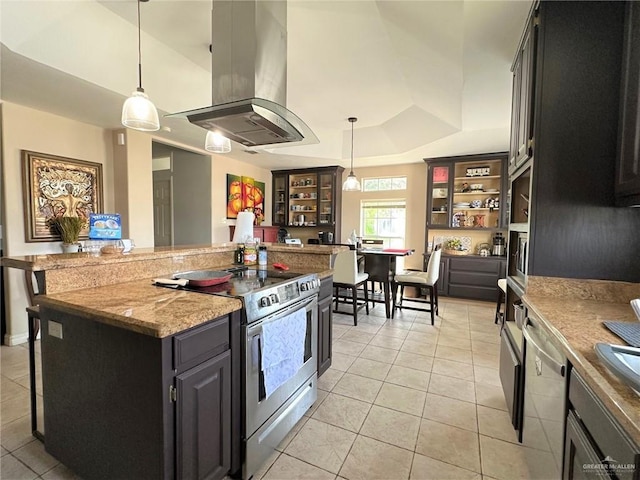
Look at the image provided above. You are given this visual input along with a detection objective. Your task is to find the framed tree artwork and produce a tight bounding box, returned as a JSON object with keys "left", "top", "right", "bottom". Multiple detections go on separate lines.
{"left": 22, "top": 150, "right": 103, "bottom": 242}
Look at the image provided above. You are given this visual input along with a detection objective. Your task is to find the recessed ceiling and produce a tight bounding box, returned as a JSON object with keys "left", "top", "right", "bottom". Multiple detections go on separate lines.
{"left": 0, "top": 0, "right": 531, "bottom": 169}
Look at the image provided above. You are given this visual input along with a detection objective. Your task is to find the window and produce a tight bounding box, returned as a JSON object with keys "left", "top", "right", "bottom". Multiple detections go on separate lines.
{"left": 360, "top": 200, "right": 406, "bottom": 249}
{"left": 362, "top": 176, "right": 407, "bottom": 192}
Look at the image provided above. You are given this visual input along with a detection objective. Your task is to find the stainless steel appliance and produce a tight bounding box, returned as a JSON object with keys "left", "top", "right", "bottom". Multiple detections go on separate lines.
{"left": 521, "top": 314, "right": 567, "bottom": 478}
{"left": 319, "top": 231, "right": 334, "bottom": 244}
{"left": 514, "top": 232, "right": 528, "bottom": 282}
{"left": 492, "top": 231, "right": 505, "bottom": 256}
{"left": 156, "top": 266, "right": 320, "bottom": 479}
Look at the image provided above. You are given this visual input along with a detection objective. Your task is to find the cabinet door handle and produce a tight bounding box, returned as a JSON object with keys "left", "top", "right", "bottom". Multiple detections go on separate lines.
{"left": 522, "top": 322, "right": 566, "bottom": 377}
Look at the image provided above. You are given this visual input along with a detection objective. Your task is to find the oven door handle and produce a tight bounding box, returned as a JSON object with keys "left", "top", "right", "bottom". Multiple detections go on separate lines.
{"left": 251, "top": 334, "right": 261, "bottom": 372}
{"left": 261, "top": 296, "right": 317, "bottom": 323}
{"left": 522, "top": 321, "right": 566, "bottom": 377}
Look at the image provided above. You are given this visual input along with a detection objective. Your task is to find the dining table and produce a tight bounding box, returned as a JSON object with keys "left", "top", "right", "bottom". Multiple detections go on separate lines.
{"left": 357, "top": 248, "right": 415, "bottom": 318}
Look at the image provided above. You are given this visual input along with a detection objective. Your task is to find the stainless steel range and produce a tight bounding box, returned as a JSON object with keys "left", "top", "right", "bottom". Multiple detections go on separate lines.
{"left": 161, "top": 266, "right": 320, "bottom": 479}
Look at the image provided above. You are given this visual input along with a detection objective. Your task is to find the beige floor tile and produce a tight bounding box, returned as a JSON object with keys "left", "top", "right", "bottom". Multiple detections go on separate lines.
{"left": 14, "top": 368, "right": 43, "bottom": 396}
{"left": 277, "top": 416, "right": 309, "bottom": 451}
{"left": 471, "top": 340, "right": 499, "bottom": 356}
{"left": 351, "top": 324, "right": 382, "bottom": 335}
{"left": 394, "top": 351, "right": 433, "bottom": 373}
{"left": 369, "top": 334, "right": 405, "bottom": 350}
{"left": 474, "top": 366, "right": 501, "bottom": 387}
{"left": 333, "top": 325, "right": 352, "bottom": 340}
{"left": 330, "top": 352, "right": 358, "bottom": 372}
{"left": 415, "top": 419, "right": 481, "bottom": 472}
{"left": 12, "top": 440, "right": 60, "bottom": 475}
{"left": 262, "top": 453, "right": 335, "bottom": 479}
{"left": 0, "top": 347, "right": 30, "bottom": 381}
{"left": 1, "top": 446, "right": 9, "bottom": 456}
{"left": 334, "top": 315, "right": 357, "bottom": 326}
{"left": 434, "top": 345, "right": 474, "bottom": 365}
{"left": 1, "top": 376, "right": 29, "bottom": 403}
{"left": 312, "top": 393, "right": 371, "bottom": 433}
{"left": 0, "top": 415, "right": 35, "bottom": 452}
{"left": 409, "top": 323, "right": 440, "bottom": 333}
{"left": 0, "top": 454, "right": 38, "bottom": 480}
{"left": 472, "top": 352, "right": 500, "bottom": 369}
{"left": 252, "top": 450, "right": 281, "bottom": 480}
{"left": 410, "top": 453, "right": 481, "bottom": 480}
{"left": 479, "top": 435, "right": 559, "bottom": 480}
{"left": 422, "top": 394, "right": 478, "bottom": 432}
{"left": 400, "top": 339, "right": 437, "bottom": 357}
{"left": 339, "top": 435, "right": 413, "bottom": 480}
{"left": 360, "top": 405, "right": 421, "bottom": 451}
{"left": 475, "top": 384, "right": 507, "bottom": 412}
{"left": 1, "top": 390, "right": 31, "bottom": 426}
{"left": 431, "top": 358, "right": 475, "bottom": 382}
{"left": 359, "top": 345, "right": 398, "bottom": 364}
{"left": 428, "top": 373, "right": 476, "bottom": 403}
{"left": 470, "top": 331, "right": 499, "bottom": 345}
{"left": 340, "top": 331, "right": 374, "bottom": 345}
{"left": 41, "top": 463, "right": 82, "bottom": 480}
{"left": 404, "top": 331, "right": 439, "bottom": 344}
{"left": 439, "top": 327, "right": 471, "bottom": 339}
{"left": 437, "top": 334, "right": 471, "bottom": 349}
{"left": 347, "top": 357, "right": 392, "bottom": 381}
{"left": 385, "top": 365, "right": 430, "bottom": 391}
{"left": 318, "top": 369, "right": 344, "bottom": 392}
{"left": 378, "top": 326, "right": 412, "bottom": 338}
{"left": 284, "top": 418, "right": 356, "bottom": 474}
{"left": 333, "top": 339, "right": 366, "bottom": 356}
{"left": 374, "top": 383, "right": 426, "bottom": 416}
{"left": 382, "top": 319, "right": 414, "bottom": 331}
{"left": 332, "top": 373, "right": 383, "bottom": 403}
{"left": 477, "top": 405, "right": 519, "bottom": 444}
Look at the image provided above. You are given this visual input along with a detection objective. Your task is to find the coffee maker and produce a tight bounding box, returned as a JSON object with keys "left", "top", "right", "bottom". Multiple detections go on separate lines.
{"left": 492, "top": 232, "right": 505, "bottom": 256}
{"left": 318, "top": 231, "right": 334, "bottom": 244}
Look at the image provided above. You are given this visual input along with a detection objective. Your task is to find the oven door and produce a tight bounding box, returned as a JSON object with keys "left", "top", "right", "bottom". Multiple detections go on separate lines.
{"left": 244, "top": 295, "right": 318, "bottom": 437}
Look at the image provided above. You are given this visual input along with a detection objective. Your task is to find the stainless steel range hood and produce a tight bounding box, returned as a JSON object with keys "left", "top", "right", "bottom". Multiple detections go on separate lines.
{"left": 170, "top": 0, "right": 316, "bottom": 147}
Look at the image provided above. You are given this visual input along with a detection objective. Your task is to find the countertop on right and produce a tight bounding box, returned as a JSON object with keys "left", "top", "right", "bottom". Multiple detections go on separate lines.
{"left": 522, "top": 276, "right": 640, "bottom": 446}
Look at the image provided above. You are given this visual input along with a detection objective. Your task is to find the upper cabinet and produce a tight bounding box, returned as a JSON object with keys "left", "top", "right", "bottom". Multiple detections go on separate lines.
{"left": 616, "top": 1, "right": 640, "bottom": 207}
{"left": 509, "top": 12, "right": 537, "bottom": 175}
{"left": 271, "top": 166, "right": 344, "bottom": 241}
{"left": 426, "top": 153, "right": 507, "bottom": 231}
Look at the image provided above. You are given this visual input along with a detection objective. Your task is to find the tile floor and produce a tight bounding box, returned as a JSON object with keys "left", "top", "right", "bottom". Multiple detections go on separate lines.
{"left": 0, "top": 297, "right": 556, "bottom": 479}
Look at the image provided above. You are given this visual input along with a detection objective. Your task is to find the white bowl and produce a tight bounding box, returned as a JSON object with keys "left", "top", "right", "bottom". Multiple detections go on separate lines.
{"left": 470, "top": 184, "right": 483, "bottom": 190}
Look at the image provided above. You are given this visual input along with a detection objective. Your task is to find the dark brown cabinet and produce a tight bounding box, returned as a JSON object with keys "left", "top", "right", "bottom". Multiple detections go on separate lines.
{"left": 317, "top": 277, "right": 333, "bottom": 377}
{"left": 176, "top": 351, "right": 231, "bottom": 480}
{"left": 616, "top": 1, "right": 640, "bottom": 207}
{"left": 509, "top": 12, "right": 536, "bottom": 174}
{"left": 499, "top": 327, "right": 523, "bottom": 436}
{"left": 41, "top": 306, "right": 242, "bottom": 480}
{"left": 272, "top": 166, "right": 344, "bottom": 242}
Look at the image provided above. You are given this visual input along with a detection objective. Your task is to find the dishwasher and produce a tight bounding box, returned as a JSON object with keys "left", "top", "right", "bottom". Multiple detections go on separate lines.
{"left": 522, "top": 313, "right": 568, "bottom": 478}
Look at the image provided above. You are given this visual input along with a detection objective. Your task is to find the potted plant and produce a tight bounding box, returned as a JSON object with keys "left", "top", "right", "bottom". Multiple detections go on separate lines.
{"left": 49, "top": 216, "right": 86, "bottom": 253}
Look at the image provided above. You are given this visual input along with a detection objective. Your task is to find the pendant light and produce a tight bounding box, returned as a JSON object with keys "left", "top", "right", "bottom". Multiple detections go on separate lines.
{"left": 342, "top": 117, "right": 361, "bottom": 191}
{"left": 121, "top": 0, "right": 160, "bottom": 132}
{"left": 205, "top": 131, "right": 231, "bottom": 153}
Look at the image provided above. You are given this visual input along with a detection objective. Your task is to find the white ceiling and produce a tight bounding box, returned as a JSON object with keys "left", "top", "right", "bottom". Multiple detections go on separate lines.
{"left": 0, "top": 0, "right": 531, "bottom": 170}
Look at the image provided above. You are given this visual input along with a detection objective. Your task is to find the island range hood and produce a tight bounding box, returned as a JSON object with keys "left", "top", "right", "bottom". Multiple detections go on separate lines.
{"left": 170, "top": 0, "right": 316, "bottom": 147}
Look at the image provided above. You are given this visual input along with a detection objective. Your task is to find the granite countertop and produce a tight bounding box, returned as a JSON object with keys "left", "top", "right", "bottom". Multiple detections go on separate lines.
{"left": 38, "top": 279, "right": 243, "bottom": 338}
{"left": 522, "top": 279, "right": 640, "bottom": 446}
{"left": 37, "top": 265, "right": 334, "bottom": 338}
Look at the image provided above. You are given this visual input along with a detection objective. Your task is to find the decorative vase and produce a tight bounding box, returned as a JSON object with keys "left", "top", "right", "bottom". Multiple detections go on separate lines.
{"left": 61, "top": 243, "right": 80, "bottom": 253}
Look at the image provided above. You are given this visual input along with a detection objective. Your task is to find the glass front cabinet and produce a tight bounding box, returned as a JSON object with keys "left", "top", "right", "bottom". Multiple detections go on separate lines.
{"left": 271, "top": 166, "right": 344, "bottom": 242}
{"left": 426, "top": 153, "right": 507, "bottom": 230}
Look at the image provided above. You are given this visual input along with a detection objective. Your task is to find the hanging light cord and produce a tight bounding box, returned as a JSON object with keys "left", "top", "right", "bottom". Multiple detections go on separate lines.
{"left": 137, "top": 0, "right": 143, "bottom": 91}
{"left": 350, "top": 120, "right": 354, "bottom": 173}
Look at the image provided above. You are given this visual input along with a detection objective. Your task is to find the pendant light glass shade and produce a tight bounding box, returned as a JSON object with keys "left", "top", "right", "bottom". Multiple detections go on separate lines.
{"left": 121, "top": 0, "right": 160, "bottom": 132}
{"left": 122, "top": 88, "right": 160, "bottom": 131}
{"left": 343, "top": 116, "right": 361, "bottom": 191}
{"left": 205, "top": 131, "right": 231, "bottom": 153}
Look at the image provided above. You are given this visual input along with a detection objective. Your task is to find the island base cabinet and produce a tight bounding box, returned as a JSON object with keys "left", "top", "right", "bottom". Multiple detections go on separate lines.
{"left": 176, "top": 351, "right": 231, "bottom": 480}
{"left": 317, "top": 277, "right": 333, "bottom": 377}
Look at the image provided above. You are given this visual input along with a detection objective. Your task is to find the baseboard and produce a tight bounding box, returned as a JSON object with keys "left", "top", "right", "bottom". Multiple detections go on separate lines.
{"left": 3, "top": 332, "right": 29, "bottom": 346}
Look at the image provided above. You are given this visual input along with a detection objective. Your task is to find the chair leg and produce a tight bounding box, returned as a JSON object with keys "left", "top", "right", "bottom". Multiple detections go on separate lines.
{"left": 383, "top": 281, "right": 391, "bottom": 319}
{"left": 428, "top": 285, "right": 435, "bottom": 325}
{"left": 391, "top": 282, "right": 398, "bottom": 319}
{"left": 495, "top": 288, "right": 505, "bottom": 324}
{"left": 434, "top": 284, "right": 439, "bottom": 315}
{"left": 351, "top": 286, "right": 358, "bottom": 326}
{"left": 363, "top": 282, "right": 370, "bottom": 315}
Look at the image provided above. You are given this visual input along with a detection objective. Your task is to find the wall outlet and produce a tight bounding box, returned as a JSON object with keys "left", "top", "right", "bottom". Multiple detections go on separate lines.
{"left": 49, "top": 321, "right": 63, "bottom": 339}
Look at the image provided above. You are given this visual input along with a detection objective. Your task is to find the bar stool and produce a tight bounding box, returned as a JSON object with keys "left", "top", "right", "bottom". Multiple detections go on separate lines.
{"left": 333, "top": 250, "right": 370, "bottom": 326}
{"left": 392, "top": 247, "right": 441, "bottom": 325}
{"left": 495, "top": 278, "right": 507, "bottom": 324}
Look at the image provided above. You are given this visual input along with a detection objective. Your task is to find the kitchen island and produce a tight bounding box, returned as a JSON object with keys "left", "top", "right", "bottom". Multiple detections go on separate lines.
{"left": 2, "top": 243, "right": 347, "bottom": 480}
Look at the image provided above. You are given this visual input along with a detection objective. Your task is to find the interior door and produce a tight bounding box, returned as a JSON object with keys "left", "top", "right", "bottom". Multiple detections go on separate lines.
{"left": 153, "top": 170, "right": 173, "bottom": 247}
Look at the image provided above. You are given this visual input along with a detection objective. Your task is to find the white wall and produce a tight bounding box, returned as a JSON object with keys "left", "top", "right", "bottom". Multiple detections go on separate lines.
{"left": 0, "top": 102, "right": 115, "bottom": 344}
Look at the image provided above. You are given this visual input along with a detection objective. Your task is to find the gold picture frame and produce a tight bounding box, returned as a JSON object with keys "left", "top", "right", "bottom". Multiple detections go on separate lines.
{"left": 22, "top": 150, "right": 103, "bottom": 242}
